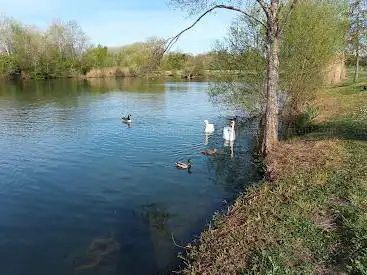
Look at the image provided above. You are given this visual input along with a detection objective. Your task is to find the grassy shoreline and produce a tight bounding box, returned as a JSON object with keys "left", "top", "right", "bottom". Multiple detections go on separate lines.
{"left": 179, "top": 77, "right": 367, "bottom": 274}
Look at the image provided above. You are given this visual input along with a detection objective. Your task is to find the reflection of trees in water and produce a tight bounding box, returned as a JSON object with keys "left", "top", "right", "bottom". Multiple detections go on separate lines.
{"left": 0, "top": 78, "right": 170, "bottom": 126}
{"left": 84, "top": 78, "right": 168, "bottom": 114}
{"left": 139, "top": 203, "right": 176, "bottom": 236}
{"left": 0, "top": 79, "right": 83, "bottom": 99}
{"left": 0, "top": 79, "right": 86, "bottom": 129}
{"left": 84, "top": 78, "right": 166, "bottom": 93}
{"left": 0, "top": 78, "right": 167, "bottom": 103}
{"left": 72, "top": 235, "right": 120, "bottom": 275}
{"left": 163, "top": 80, "right": 208, "bottom": 93}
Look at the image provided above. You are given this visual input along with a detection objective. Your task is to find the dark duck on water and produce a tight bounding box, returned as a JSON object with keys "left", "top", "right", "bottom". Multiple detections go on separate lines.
{"left": 121, "top": 114, "right": 132, "bottom": 123}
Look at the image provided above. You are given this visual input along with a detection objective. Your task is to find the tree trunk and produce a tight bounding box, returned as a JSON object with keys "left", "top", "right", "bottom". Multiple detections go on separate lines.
{"left": 354, "top": 50, "right": 360, "bottom": 83}
{"left": 262, "top": 20, "right": 280, "bottom": 156}
{"left": 5, "top": 45, "right": 10, "bottom": 56}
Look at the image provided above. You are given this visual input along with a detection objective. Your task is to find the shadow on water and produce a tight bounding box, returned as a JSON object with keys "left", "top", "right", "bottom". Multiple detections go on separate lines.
{"left": 72, "top": 203, "right": 179, "bottom": 275}
{"left": 114, "top": 204, "right": 179, "bottom": 275}
{"left": 71, "top": 209, "right": 159, "bottom": 275}
{"left": 114, "top": 209, "right": 160, "bottom": 275}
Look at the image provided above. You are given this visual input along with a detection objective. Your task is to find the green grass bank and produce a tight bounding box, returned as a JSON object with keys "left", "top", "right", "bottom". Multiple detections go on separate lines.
{"left": 179, "top": 76, "right": 367, "bottom": 274}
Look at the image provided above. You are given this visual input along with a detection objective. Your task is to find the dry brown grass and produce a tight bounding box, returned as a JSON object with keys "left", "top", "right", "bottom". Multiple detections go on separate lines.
{"left": 314, "top": 78, "right": 367, "bottom": 122}
{"left": 267, "top": 139, "right": 344, "bottom": 181}
{"left": 182, "top": 138, "right": 346, "bottom": 275}
{"left": 324, "top": 55, "right": 346, "bottom": 85}
{"left": 84, "top": 67, "right": 137, "bottom": 78}
{"left": 314, "top": 91, "right": 341, "bottom": 122}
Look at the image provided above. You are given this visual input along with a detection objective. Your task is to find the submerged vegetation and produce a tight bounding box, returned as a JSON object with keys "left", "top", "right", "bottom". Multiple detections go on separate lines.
{"left": 73, "top": 236, "right": 120, "bottom": 274}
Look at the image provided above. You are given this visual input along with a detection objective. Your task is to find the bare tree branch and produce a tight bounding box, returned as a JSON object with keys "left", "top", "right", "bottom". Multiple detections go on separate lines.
{"left": 163, "top": 4, "right": 266, "bottom": 54}
{"left": 171, "top": 233, "right": 187, "bottom": 249}
{"left": 256, "top": 0, "right": 269, "bottom": 14}
{"left": 278, "top": 0, "right": 298, "bottom": 34}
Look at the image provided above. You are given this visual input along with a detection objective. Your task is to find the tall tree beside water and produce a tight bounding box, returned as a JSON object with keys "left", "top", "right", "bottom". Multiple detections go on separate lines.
{"left": 166, "top": 0, "right": 300, "bottom": 155}
{"left": 348, "top": 0, "right": 367, "bottom": 82}
{"left": 167, "top": 0, "right": 348, "bottom": 155}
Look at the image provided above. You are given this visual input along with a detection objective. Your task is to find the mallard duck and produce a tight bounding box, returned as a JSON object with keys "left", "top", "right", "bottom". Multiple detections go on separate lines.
{"left": 201, "top": 149, "right": 217, "bottom": 156}
{"left": 175, "top": 159, "right": 192, "bottom": 169}
{"left": 121, "top": 114, "right": 131, "bottom": 123}
{"left": 204, "top": 120, "right": 215, "bottom": 133}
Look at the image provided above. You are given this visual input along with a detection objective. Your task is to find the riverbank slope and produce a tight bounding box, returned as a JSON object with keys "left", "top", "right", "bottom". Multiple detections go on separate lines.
{"left": 180, "top": 76, "right": 367, "bottom": 274}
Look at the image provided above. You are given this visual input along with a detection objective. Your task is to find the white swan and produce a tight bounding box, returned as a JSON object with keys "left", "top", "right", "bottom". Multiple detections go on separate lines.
{"left": 204, "top": 120, "right": 215, "bottom": 133}
{"left": 223, "top": 120, "right": 236, "bottom": 141}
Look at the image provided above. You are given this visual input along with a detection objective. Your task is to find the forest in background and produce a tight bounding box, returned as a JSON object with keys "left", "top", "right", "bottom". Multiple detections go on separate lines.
{"left": 1, "top": 14, "right": 365, "bottom": 80}
{"left": 0, "top": 16, "right": 240, "bottom": 80}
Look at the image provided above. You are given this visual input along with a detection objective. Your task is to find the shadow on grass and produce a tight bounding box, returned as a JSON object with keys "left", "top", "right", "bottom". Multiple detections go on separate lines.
{"left": 330, "top": 79, "right": 367, "bottom": 91}
{"left": 285, "top": 119, "right": 367, "bottom": 142}
{"left": 311, "top": 120, "right": 367, "bottom": 141}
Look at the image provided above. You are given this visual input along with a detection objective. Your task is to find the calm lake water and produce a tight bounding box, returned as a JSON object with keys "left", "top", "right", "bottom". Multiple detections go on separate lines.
{"left": 0, "top": 78, "right": 257, "bottom": 275}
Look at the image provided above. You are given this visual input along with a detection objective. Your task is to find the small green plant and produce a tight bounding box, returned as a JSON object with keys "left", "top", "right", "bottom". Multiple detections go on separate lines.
{"left": 252, "top": 151, "right": 267, "bottom": 176}
{"left": 294, "top": 106, "right": 320, "bottom": 134}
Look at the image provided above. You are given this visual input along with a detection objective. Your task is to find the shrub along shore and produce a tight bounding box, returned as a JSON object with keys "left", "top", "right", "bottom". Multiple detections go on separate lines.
{"left": 178, "top": 75, "right": 367, "bottom": 274}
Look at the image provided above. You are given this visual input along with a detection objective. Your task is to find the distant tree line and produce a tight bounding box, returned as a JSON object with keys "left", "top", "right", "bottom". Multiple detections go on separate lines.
{"left": 0, "top": 15, "right": 220, "bottom": 79}
{"left": 0, "top": 17, "right": 88, "bottom": 79}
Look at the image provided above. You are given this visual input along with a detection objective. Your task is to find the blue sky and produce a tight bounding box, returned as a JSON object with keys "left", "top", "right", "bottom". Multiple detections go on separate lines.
{"left": 0, "top": 0, "right": 237, "bottom": 53}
